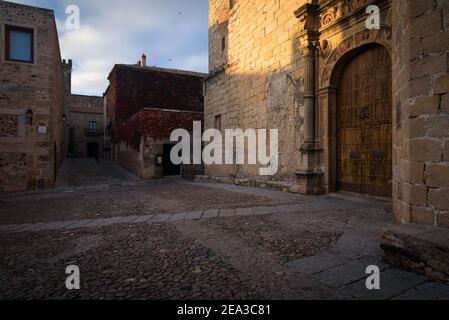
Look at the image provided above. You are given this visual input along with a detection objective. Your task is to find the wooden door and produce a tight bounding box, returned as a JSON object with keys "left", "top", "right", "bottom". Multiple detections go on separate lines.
{"left": 337, "top": 45, "right": 392, "bottom": 197}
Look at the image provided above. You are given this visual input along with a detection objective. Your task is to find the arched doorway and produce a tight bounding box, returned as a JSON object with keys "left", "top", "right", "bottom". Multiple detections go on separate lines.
{"left": 336, "top": 45, "right": 392, "bottom": 197}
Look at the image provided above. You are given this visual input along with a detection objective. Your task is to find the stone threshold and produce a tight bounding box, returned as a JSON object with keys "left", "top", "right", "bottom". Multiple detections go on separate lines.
{"left": 0, "top": 204, "right": 304, "bottom": 234}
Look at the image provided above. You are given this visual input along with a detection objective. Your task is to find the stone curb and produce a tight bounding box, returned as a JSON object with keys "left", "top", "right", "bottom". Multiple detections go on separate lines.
{"left": 0, "top": 204, "right": 303, "bottom": 234}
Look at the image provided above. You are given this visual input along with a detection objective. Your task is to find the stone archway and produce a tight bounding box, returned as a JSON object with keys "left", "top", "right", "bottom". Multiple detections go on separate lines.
{"left": 294, "top": 1, "right": 393, "bottom": 196}
{"left": 317, "top": 37, "right": 393, "bottom": 195}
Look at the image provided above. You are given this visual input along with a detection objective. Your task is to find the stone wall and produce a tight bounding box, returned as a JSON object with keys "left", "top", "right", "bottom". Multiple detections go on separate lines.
{"left": 68, "top": 95, "right": 104, "bottom": 158}
{"left": 205, "top": 0, "right": 306, "bottom": 181}
{"left": 0, "top": 1, "right": 67, "bottom": 192}
{"left": 392, "top": 0, "right": 449, "bottom": 229}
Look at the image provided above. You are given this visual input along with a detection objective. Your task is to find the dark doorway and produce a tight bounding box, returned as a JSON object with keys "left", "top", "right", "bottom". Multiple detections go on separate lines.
{"left": 163, "top": 144, "right": 181, "bottom": 176}
{"left": 87, "top": 142, "right": 99, "bottom": 158}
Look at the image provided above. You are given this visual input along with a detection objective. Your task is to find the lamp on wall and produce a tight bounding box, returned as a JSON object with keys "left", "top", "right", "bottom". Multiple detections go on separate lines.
{"left": 26, "top": 109, "right": 33, "bottom": 125}
{"left": 62, "top": 114, "right": 67, "bottom": 122}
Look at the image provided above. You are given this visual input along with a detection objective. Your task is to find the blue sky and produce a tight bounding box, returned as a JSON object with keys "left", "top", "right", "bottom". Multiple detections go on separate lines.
{"left": 9, "top": 0, "right": 209, "bottom": 95}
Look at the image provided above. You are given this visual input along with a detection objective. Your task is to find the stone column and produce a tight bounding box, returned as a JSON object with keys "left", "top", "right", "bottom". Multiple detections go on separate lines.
{"left": 302, "top": 41, "right": 317, "bottom": 145}
{"left": 293, "top": 3, "right": 324, "bottom": 195}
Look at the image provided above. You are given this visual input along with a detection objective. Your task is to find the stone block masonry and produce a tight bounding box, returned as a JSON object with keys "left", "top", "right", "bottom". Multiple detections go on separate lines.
{"left": 206, "top": 0, "right": 449, "bottom": 281}
{"left": 205, "top": 0, "right": 305, "bottom": 182}
{"left": 0, "top": 0, "right": 68, "bottom": 192}
{"left": 393, "top": 0, "right": 449, "bottom": 229}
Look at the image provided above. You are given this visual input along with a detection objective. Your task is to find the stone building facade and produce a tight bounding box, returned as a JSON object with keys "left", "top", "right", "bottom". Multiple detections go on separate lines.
{"left": 0, "top": 1, "right": 68, "bottom": 193}
{"left": 68, "top": 94, "right": 104, "bottom": 158}
{"left": 105, "top": 58, "right": 205, "bottom": 179}
{"left": 206, "top": 0, "right": 449, "bottom": 280}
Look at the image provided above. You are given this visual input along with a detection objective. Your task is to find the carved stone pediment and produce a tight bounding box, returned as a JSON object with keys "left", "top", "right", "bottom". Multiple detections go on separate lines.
{"left": 318, "top": 0, "right": 379, "bottom": 30}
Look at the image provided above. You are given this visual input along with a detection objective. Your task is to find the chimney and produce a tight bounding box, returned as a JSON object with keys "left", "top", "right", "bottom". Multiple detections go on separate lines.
{"left": 140, "top": 53, "right": 147, "bottom": 67}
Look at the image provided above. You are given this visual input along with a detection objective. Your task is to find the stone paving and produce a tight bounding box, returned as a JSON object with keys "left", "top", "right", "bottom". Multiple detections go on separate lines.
{"left": 0, "top": 159, "right": 448, "bottom": 300}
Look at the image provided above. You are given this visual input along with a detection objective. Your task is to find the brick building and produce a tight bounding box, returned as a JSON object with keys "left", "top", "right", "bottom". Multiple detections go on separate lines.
{"left": 105, "top": 56, "right": 205, "bottom": 179}
{"left": 205, "top": 0, "right": 449, "bottom": 280}
{"left": 0, "top": 1, "right": 68, "bottom": 192}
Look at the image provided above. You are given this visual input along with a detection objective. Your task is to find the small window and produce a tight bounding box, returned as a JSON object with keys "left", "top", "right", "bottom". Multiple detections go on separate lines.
{"left": 89, "top": 121, "right": 97, "bottom": 132}
{"left": 214, "top": 115, "right": 222, "bottom": 131}
{"left": 5, "top": 25, "right": 34, "bottom": 63}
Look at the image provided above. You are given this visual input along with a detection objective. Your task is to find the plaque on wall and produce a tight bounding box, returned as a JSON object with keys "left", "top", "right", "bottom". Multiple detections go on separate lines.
{"left": 38, "top": 126, "right": 47, "bottom": 134}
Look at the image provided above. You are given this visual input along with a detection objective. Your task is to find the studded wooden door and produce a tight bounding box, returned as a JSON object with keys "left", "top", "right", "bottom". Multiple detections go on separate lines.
{"left": 336, "top": 45, "right": 392, "bottom": 197}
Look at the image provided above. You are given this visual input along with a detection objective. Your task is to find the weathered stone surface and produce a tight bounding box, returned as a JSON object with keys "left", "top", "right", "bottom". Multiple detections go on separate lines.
{"left": 394, "top": 282, "right": 449, "bottom": 300}
{"left": 407, "top": 139, "right": 442, "bottom": 162}
{"left": 184, "top": 211, "right": 203, "bottom": 220}
{"left": 435, "top": 74, "right": 449, "bottom": 95}
{"left": 202, "top": 209, "right": 219, "bottom": 219}
{"left": 410, "top": 0, "right": 438, "bottom": 17}
{"left": 426, "top": 163, "right": 449, "bottom": 188}
{"left": 444, "top": 139, "right": 449, "bottom": 161}
{"left": 0, "top": 1, "right": 67, "bottom": 193}
{"left": 219, "top": 209, "right": 236, "bottom": 217}
{"left": 342, "top": 268, "right": 427, "bottom": 300}
{"left": 411, "top": 54, "right": 446, "bottom": 79}
{"left": 408, "top": 117, "right": 427, "bottom": 138}
{"left": 410, "top": 206, "right": 435, "bottom": 225}
{"left": 152, "top": 214, "right": 171, "bottom": 223}
{"left": 132, "top": 215, "right": 156, "bottom": 224}
{"left": 235, "top": 207, "right": 253, "bottom": 216}
{"left": 409, "top": 96, "right": 440, "bottom": 117}
{"left": 438, "top": 212, "right": 449, "bottom": 228}
{"left": 287, "top": 253, "right": 355, "bottom": 276}
{"left": 400, "top": 161, "right": 424, "bottom": 184}
{"left": 167, "top": 212, "right": 188, "bottom": 222}
{"left": 381, "top": 224, "right": 449, "bottom": 282}
{"left": 421, "top": 31, "right": 449, "bottom": 54}
{"left": 401, "top": 183, "right": 427, "bottom": 206}
{"left": 429, "top": 188, "right": 449, "bottom": 211}
{"left": 312, "top": 257, "right": 389, "bottom": 289}
{"left": 426, "top": 116, "right": 449, "bottom": 137}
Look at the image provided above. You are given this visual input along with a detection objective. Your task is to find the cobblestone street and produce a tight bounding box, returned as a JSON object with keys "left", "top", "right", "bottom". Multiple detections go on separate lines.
{"left": 1, "top": 159, "right": 448, "bottom": 300}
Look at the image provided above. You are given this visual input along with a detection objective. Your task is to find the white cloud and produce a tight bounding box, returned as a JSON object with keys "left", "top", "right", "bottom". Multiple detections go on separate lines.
{"left": 9, "top": 0, "right": 209, "bottom": 95}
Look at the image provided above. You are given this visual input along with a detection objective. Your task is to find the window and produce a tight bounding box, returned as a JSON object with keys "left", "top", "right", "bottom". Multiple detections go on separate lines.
{"left": 89, "top": 121, "right": 97, "bottom": 132}
{"left": 26, "top": 109, "right": 33, "bottom": 125}
{"left": 5, "top": 25, "right": 34, "bottom": 63}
